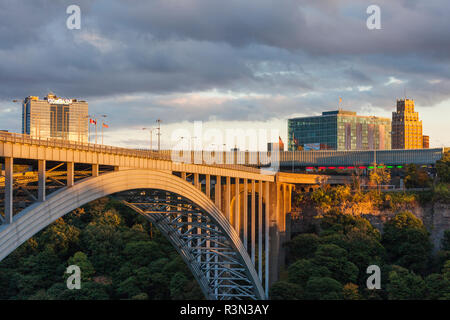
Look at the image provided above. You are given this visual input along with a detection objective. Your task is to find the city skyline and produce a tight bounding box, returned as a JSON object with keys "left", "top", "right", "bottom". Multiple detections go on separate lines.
{"left": 0, "top": 1, "right": 449, "bottom": 305}
{"left": 0, "top": 1, "right": 449, "bottom": 149}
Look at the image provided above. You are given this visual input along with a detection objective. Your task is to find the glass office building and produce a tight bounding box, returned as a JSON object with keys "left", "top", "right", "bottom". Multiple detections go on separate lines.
{"left": 22, "top": 93, "right": 89, "bottom": 143}
{"left": 288, "top": 110, "right": 392, "bottom": 151}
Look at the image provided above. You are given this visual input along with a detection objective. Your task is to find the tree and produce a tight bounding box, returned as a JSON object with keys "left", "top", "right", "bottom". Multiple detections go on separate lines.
{"left": 117, "top": 276, "right": 141, "bottom": 299}
{"left": 269, "top": 281, "right": 303, "bottom": 300}
{"left": 382, "top": 211, "right": 432, "bottom": 274}
{"left": 343, "top": 283, "right": 361, "bottom": 300}
{"left": 284, "top": 233, "right": 321, "bottom": 264}
{"left": 313, "top": 244, "right": 359, "bottom": 284}
{"left": 404, "top": 164, "right": 431, "bottom": 188}
{"left": 304, "top": 277, "right": 343, "bottom": 300}
{"left": 424, "top": 273, "right": 450, "bottom": 300}
{"left": 436, "top": 151, "right": 450, "bottom": 183}
{"left": 169, "top": 272, "right": 189, "bottom": 300}
{"left": 387, "top": 266, "right": 426, "bottom": 300}
{"left": 369, "top": 164, "right": 391, "bottom": 192}
{"left": 123, "top": 241, "right": 163, "bottom": 267}
{"left": 40, "top": 218, "right": 81, "bottom": 258}
{"left": 288, "top": 259, "right": 331, "bottom": 288}
{"left": 67, "top": 252, "right": 95, "bottom": 280}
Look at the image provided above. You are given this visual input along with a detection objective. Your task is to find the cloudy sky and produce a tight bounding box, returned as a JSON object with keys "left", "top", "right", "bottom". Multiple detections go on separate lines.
{"left": 0, "top": 0, "right": 449, "bottom": 149}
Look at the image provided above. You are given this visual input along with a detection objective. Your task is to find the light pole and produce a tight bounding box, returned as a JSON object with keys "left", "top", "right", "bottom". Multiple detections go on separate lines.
{"left": 100, "top": 115, "right": 107, "bottom": 145}
{"left": 94, "top": 117, "right": 98, "bottom": 144}
{"left": 142, "top": 127, "right": 155, "bottom": 151}
{"left": 191, "top": 136, "right": 198, "bottom": 151}
{"left": 156, "top": 119, "right": 162, "bottom": 151}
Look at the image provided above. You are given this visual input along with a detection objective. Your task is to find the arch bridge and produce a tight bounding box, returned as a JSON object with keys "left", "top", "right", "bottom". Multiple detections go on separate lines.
{"left": 0, "top": 134, "right": 344, "bottom": 299}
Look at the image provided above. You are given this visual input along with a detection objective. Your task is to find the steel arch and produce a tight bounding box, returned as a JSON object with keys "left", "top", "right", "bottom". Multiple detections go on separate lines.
{"left": 0, "top": 169, "right": 265, "bottom": 300}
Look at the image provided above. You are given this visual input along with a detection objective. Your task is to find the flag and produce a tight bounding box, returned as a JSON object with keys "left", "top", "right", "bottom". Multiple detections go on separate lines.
{"left": 89, "top": 118, "right": 97, "bottom": 125}
{"left": 102, "top": 123, "right": 109, "bottom": 128}
{"left": 278, "top": 136, "right": 284, "bottom": 151}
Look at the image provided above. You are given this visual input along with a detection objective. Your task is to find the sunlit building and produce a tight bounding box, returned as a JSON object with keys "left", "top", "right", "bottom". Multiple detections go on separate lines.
{"left": 423, "top": 135, "right": 430, "bottom": 149}
{"left": 391, "top": 98, "right": 424, "bottom": 149}
{"left": 288, "top": 110, "right": 391, "bottom": 151}
{"left": 22, "top": 93, "right": 89, "bottom": 142}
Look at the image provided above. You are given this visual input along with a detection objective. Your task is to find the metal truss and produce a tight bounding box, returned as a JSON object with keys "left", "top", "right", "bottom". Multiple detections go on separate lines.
{"left": 117, "top": 189, "right": 262, "bottom": 300}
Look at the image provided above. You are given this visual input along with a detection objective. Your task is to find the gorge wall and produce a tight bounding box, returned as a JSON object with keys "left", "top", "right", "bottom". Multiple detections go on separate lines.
{"left": 290, "top": 199, "right": 450, "bottom": 251}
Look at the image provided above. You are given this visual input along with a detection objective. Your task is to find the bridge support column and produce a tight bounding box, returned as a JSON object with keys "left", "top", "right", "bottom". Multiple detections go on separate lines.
{"left": 258, "top": 180, "right": 263, "bottom": 281}
{"left": 4, "top": 157, "right": 13, "bottom": 224}
{"left": 234, "top": 178, "right": 240, "bottom": 233}
{"left": 265, "top": 181, "right": 270, "bottom": 299}
{"left": 92, "top": 164, "right": 99, "bottom": 177}
{"left": 214, "top": 175, "right": 221, "bottom": 210}
{"left": 225, "top": 176, "right": 231, "bottom": 220}
{"left": 194, "top": 173, "right": 200, "bottom": 190}
{"left": 268, "top": 183, "right": 281, "bottom": 286}
{"left": 243, "top": 179, "right": 248, "bottom": 250}
{"left": 38, "top": 160, "right": 46, "bottom": 202}
{"left": 67, "top": 162, "right": 74, "bottom": 187}
{"left": 251, "top": 179, "right": 256, "bottom": 265}
{"left": 206, "top": 174, "right": 211, "bottom": 198}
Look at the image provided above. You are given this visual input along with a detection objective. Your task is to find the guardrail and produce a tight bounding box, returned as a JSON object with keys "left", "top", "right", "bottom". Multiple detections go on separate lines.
{"left": 1, "top": 131, "right": 443, "bottom": 170}
{"left": 0, "top": 132, "right": 267, "bottom": 174}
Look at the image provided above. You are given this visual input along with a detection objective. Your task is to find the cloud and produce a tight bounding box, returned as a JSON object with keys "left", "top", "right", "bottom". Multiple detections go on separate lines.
{"left": 384, "top": 77, "right": 405, "bottom": 86}
{"left": 0, "top": 0, "right": 449, "bottom": 147}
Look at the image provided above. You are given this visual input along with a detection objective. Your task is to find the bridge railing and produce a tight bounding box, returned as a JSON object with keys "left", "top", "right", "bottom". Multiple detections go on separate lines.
{"left": 1, "top": 131, "right": 444, "bottom": 169}
{"left": 0, "top": 132, "right": 267, "bottom": 174}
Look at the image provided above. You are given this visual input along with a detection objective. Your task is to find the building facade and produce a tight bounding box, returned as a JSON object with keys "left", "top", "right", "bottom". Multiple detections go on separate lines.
{"left": 288, "top": 110, "right": 392, "bottom": 151}
{"left": 22, "top": 93, "right": 89, "bottom": 143}
{"left": 391, "top": 99, "right": 424, "bottom": 149}
{"left": 423, "top": 135, "right": 430, "bottom": 149}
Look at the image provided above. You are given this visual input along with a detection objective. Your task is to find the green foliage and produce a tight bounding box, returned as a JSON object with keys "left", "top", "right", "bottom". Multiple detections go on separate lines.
{"left": 287, "top": 259, "right": 330, "bottom": 288}
{"left": 382, "top": 211, "right": 432, "bottom": 274}
{"left": 404, "top": 164, "right": 432, "bottom": 188}
{"left": 304, "top": 277, "right": 343, "bottom": 300}
{"left": 387, "top": 266, "right": 426, "bottom": 300}
{"left": 282, "top": 185, "right": 449, "bottom": 301}
{"left": 369, "top": 164, "right": 391, "bottom": 192}
{"left": 313, "top": 244, "right": 359, "bottom": 284}
{"left": 436, "top": 151, "right": 450, "bottom": 183}
{"left": 40, "top": 218, "right": 80, "bottom": 258}
{"left": 284, "top": 233, "right": 321, "bottom": 264}
{"left": 424, "top": 273, "right": 450, "bottom": 300}
{"left": 0, "top": 197, "right": 202, "bottom": 300}
{"left": 269, "top": 281, "right": 303, "bottom": 300}
{"left": 433, "top": 183, "right": 450, "bottom": 203}
{"left": 67, "top": 252, "right": 95, "bottom": 280}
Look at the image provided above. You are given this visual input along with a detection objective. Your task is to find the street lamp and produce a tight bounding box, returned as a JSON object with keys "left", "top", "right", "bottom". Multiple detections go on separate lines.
{"left": 100, "top": 115, "right": 107, "bottom": 145}
{"left": 156, "top": 119, "right": 162, "bottom": 151}
{"left": 142, "top": 127, "right": 155, "bottom": 151}
{"left": 191, "top": 136, "right": 198, "bottom": 151}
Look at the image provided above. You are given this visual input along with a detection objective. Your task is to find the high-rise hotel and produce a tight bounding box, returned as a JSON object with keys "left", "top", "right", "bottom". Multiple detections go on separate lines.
{"left": 391, "top": 98, "right": 427, "bottom": 149}
{"left": 22, "top": 93, "right": 89, "bottom": 142}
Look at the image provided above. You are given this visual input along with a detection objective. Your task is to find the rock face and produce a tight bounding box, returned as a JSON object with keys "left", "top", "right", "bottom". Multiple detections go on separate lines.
{"left": 290, "top": 201, "right": 450, "bottom": 252}
{"left": 431, "top": 203, "right": 450, "bottom": 251}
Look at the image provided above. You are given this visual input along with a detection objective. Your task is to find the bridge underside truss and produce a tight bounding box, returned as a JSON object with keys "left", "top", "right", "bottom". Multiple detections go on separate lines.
{"left": 117, "top": 189, "right": 262, "bottom": 300}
